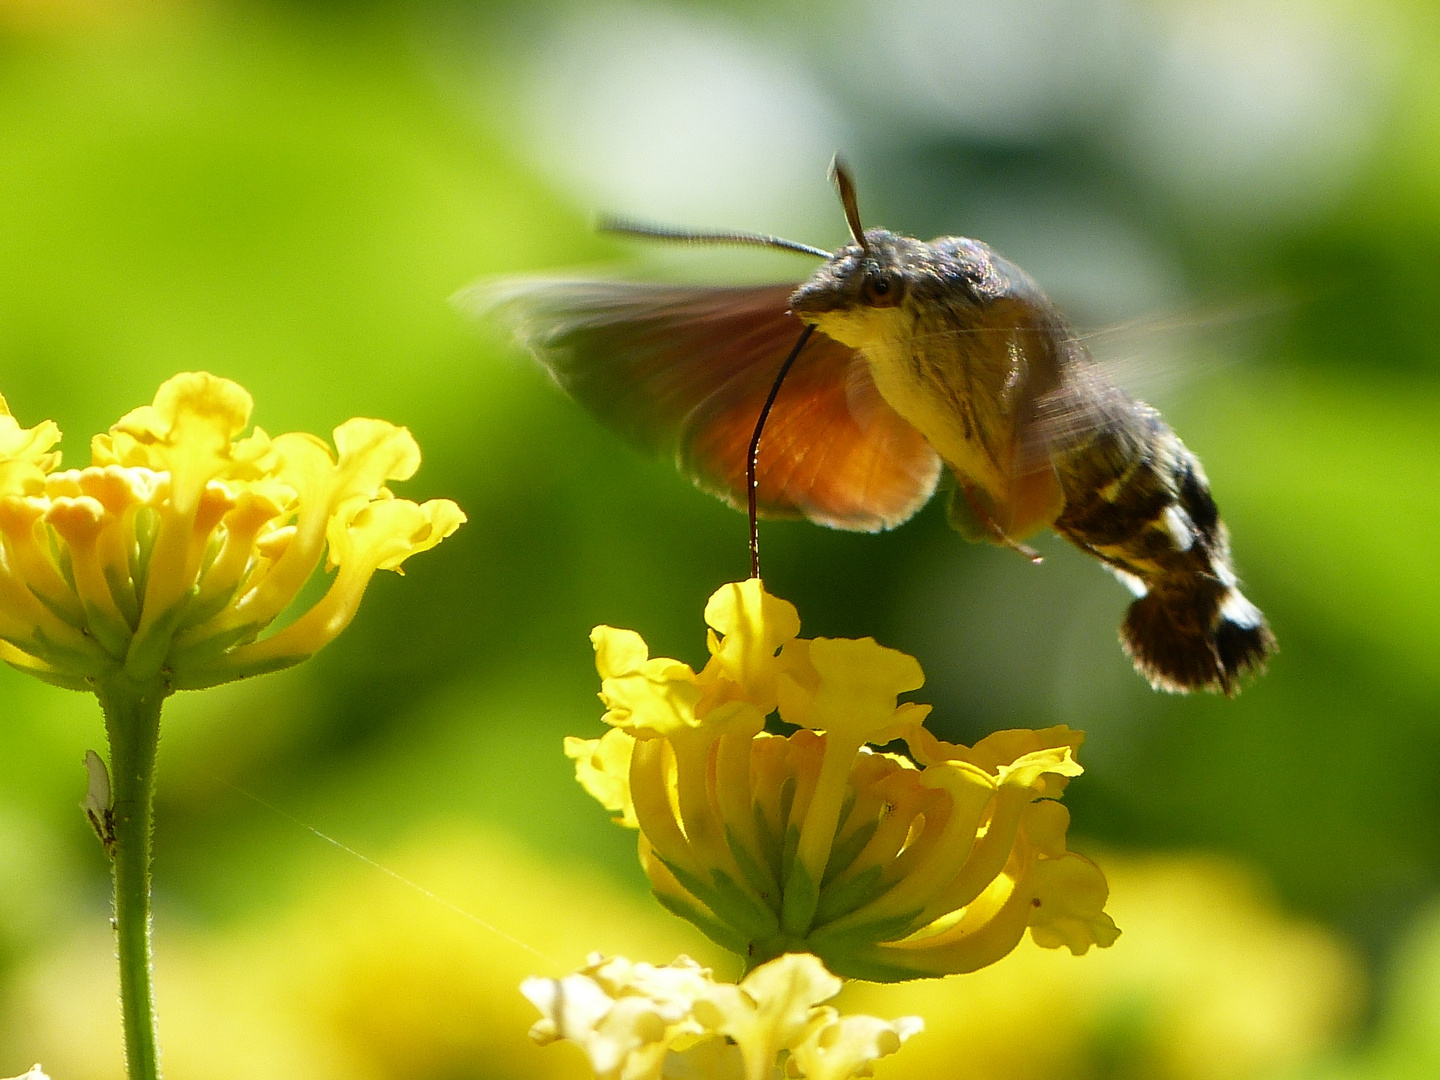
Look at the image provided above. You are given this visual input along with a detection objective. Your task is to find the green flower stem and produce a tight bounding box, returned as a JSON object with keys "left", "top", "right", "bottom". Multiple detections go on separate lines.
{"left": 96, "top": 671, "right": 167, "bottom": 1080}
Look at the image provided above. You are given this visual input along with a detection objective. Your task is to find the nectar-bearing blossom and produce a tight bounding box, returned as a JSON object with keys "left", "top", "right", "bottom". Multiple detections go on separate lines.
{"left": 523, "top": 952, "right": 922, "bottom": 1080}
{"left": 0, "top": 372, "right": 463, "bottom": 1080}
{"left": 566, "top": 580, "right": 1119, "bottom": 982}
{"left": 0, "top": 372, "right": 464, "bottom": 692}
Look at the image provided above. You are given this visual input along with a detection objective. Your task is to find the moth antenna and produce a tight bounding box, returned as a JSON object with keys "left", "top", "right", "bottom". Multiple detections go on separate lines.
{"left": 598, "top": 216, "right": 831, "bottom": 259}
{"left": 830, "top": 156, "right": 868, "bottom": 253}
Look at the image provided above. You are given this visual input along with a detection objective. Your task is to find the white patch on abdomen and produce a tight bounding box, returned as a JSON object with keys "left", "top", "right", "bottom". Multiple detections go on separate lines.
{"left": 1220, "top": 590, "right": 1264, "bottom": 629}
{"left": 1162, "top": 505, "right": 1194, "bottom": 552}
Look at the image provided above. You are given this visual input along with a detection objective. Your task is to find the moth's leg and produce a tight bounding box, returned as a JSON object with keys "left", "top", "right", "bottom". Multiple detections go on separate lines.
{"left": 947, "top": 481, "right": 1042, "bottom": 563}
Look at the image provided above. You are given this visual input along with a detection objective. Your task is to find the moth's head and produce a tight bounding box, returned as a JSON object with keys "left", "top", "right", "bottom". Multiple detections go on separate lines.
{"left": 786, "top": 160, "right": 1034, "bottom": 348}
{"left": 789, "top": 232, "right": 1012, "bottom": 347}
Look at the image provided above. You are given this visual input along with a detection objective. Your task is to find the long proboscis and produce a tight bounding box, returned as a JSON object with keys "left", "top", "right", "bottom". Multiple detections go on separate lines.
{"left": 598, "top": 216, "right": 833, "bottom": 260}
{"left": 748, "top": 323, "right": 817, "bottom": 579}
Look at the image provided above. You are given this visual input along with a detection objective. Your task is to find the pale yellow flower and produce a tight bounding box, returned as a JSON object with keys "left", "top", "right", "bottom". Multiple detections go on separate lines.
{"left": 3, "top": 839, "right": 1357, "bottom": 1080}
{"left": 521, "top": 952, "right": 921, "bottom": 1080}
{"left": 568, "top": 580, "right": 1118, "bottom": 981}
{"left": 841, "top": 853, "right": 1364, "bottom": 1080}
{"left": 0, "top": 372, "right": 464, "bottom": 692}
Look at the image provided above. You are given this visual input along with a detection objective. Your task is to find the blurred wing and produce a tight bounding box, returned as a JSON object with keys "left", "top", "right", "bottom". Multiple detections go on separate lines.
{"left": 1024, "top": 350, "right": 1140, "bottom": 466}
{"left": 470, "top": 278, "right": 942, "bottom": 532}
{"left": 896, "top": 296, "right": 1276, "bottom": 487}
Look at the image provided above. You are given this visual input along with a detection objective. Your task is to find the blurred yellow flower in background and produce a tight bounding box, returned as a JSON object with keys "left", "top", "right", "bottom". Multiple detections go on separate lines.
{"left": 0, "top": 832, "right": 1362, "bottom": 1080}
{"left": 3, "top": 826, "right": 723, "bottom": 1080}
{"left": 843, "top": 855, "right": 1363, "bottom": 1080}
{"left": 0, "top": 371, "right": 464, "bottom": 692}
{"left": 523, "top": 951, "right": 922, "bottom": 1080}
{"left": 566, "top": 579, "right": 1118, "bottom": 981}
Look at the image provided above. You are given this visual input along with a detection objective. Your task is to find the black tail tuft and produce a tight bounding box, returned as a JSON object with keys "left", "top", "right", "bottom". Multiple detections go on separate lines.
{"left": 1120, "top": 583, "right": 1276, "bottom": 695}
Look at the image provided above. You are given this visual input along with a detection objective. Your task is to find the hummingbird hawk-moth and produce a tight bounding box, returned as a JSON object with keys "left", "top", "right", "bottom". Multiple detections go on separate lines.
{"left": 476, "top": 163, "right": 1276, "bottom": 695}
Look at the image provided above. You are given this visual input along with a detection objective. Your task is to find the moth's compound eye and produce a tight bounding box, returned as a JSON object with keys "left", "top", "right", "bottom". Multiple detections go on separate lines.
{"left": 862, "top": 268, "right": 903, "bottom": 307}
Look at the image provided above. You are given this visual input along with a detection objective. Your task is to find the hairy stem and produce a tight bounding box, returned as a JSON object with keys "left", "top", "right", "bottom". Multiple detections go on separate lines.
{"left": 96, "top": 672, "right": 167, "bottom": 1080}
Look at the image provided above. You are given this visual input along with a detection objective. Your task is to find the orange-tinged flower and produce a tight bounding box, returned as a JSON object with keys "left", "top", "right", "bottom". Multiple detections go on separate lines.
{"left": 568, "top": 580, "right": 1118, "bottom": 982}
{"left": 0, "top": 373, "right": 464, "bottom": 692}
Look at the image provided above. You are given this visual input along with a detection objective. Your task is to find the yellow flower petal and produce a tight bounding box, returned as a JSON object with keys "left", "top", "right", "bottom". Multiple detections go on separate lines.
{"left": 692, "top": 953, "right": 840, "bottom": 1080}
{"left": 521, "top": 955, "right": 709, "bottom": 1080}
{"left": 343, "top": 496, "right": 466, "bottom": 572}
{"left": 907, "top": 725, "right": 1085, "bottom": 800}
{"left": 593, "top": 626, "right": 652, "bottom": 681}
{"left": 103, "top": 371, "right": 253, "bottom": 507}
{"left": 777, "top": 637, "right": 924, "bottom": 745}
{"left": 702, "top": 578, "right": 801, "bottom": 710}
{"left": 218, "top": 420, "right": 422, "bottom": 630}
{"left": 0, "top": 393, "right": 62, "bottom": 497}
{"left": 44, "top": 494, "right": 132, "bottom": 657}
{"left": 590, "top": 626, "right": 702, "bottom": 737}
{"left": 179, "top": 497, "right": 466, "bottom": 687}
{"left": 332, "top": 415, "right": 422, "bottom": 485}
{"left": 1027, "top": 852, "right": 1122, "bottom": 954}
{"left": 566, "top": 729, "right": 638, "bottom": 828}
{"left": 789, "top": 1010, "right": 924, "bottom": 1080}
{"left": 0, "top": 373, "right": 461, "bottom": 690}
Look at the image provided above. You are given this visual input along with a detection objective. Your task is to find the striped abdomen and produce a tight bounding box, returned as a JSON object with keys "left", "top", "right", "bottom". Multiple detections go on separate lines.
{"left": 1051, "top": 398, "right": 1276, "bottom": 694}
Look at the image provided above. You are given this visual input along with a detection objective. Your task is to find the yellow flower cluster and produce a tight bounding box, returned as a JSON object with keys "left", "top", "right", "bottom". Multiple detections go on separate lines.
{"left": 523, "top": 952, "right": 921, "bottom": 1080}
{"left": 0, "top": 372, "right": 464, "bottom": 693}
{"left": 567, "top": 580, "right": 1118, "bottom": 982}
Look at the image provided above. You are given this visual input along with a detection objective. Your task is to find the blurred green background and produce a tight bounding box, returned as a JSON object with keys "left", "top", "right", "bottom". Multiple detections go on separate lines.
{"left": 0, "top": 0, "right": 1437, "bottom": 1077}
